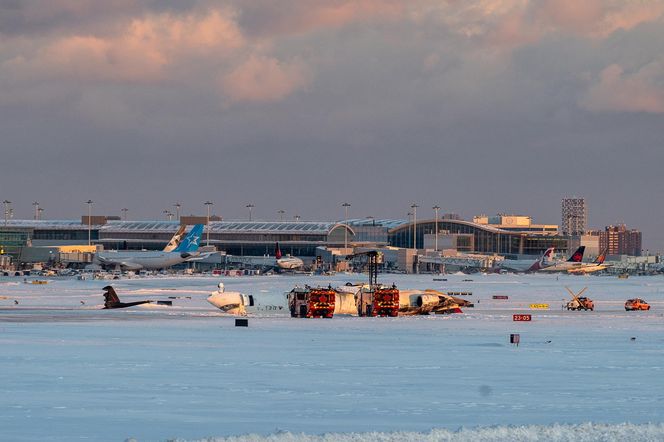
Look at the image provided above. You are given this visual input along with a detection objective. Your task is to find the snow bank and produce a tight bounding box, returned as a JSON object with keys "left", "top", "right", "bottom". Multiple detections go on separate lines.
{"left": 181, "top": 423, "right": 664, "bottom": 442}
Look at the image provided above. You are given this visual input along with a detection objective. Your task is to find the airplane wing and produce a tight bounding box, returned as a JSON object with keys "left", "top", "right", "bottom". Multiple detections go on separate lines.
{"left": 183, "top": 252, "right": 216, "bottom": 261}
{"left": 97, "top": 256, "right": 142, "bottom": 271}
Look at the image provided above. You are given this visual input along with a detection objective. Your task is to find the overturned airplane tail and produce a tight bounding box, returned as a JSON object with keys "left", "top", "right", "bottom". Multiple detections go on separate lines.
{"left": 102, "top": 285, "right": 121, "bottom": 308}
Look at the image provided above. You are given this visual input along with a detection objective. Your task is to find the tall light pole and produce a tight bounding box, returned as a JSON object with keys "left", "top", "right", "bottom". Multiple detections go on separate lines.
{"left": 278, "top": 209, "right": 285, "bottom": 221}
{"left": 294, "top": 214, "right": 301, "bottom": 222}
{"left": 121, "top": 208, "right": 128, "bottom": 221}
{"left": 32, "top": 201, "right": 40, "bottom": 220}
{"left": 411, "top": 203, "right": 418, "bottom": 251}
{"left": 2, "top": 200, "right": 11, "bottom": 227}
{"left": 173, "top": 202, "right": 181, "bottom": 221}
{"left": 85, "top": 200, "right": 94, "bottom": 246}
{"left": 163, "top": 210, "right": 173, "bottom": 221}
{"left": 407, "top": 212, "right": 413, "bottom": 247}
{"left": 37, "top": 207, "right": 44, "bottom": 220}
{"left": 246, "top": 204, "right": 254, "bottom": 221}
{"left": 433, "top": 205, "right": 440, "bottom": 252}
{"left": 342, "top": 202, "right": 351, "bottom": 251}
{"left": 204, "top": 201, "right": 214, "bottom": 246}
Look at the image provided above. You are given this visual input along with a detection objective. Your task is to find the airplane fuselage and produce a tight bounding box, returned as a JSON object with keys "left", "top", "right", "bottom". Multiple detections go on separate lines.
{"left": 277, "top": 257, "right": 304, "bottom": 270}
{"left": 96, "top": 250, "right": 193, "bottom": 270}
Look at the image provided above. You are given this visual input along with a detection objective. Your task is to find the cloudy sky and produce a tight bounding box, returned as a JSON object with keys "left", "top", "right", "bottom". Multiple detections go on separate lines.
{"left": 1, "top": 0, "right": 663, "bottom": 249}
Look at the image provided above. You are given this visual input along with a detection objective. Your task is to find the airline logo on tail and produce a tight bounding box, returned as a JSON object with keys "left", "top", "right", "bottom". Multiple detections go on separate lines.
{"left": 174, "top": 224, "right": 204, "bottom": 253}
{"left": 275, "top": 242, "right": 282, "bottom": 260}
{"left": 567, "top": 246, "right": 585, "bottom": 263}
{"left": 595, "top": 249, "right": 607, "bottom": 264}
{"left": 528, "top": 247, "right": 555, "bottom": 271}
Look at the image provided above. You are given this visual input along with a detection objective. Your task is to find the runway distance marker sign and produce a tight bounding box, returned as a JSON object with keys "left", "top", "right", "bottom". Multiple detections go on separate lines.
{"left": 513, "top": 314, "right": 532, "bottom": 321}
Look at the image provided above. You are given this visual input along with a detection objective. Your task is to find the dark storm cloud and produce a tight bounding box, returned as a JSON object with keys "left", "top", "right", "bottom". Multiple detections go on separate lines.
{"left": 1, "top": 1, "right": 663, "bottom": 248}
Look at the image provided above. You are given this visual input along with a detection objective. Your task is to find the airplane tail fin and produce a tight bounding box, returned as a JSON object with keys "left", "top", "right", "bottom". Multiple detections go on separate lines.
{"left": 163, "top": 225, "right": 187, "bottom": 252}
{"left": 528, "top": 247, "right": 554, "bottom": 271}
{"left": 567, "top": 246, "right": 585, "bottom": 262}
{"left": 174, "top": 224, "right": 204, "bottom": 253}
{"left": 594, "top": 248, "right": 607, "bottom": 264}
{"left": 102, "top": 285, "right": 120, "bottom": 308}
{"left": 275, "top": 242, "right": 282, "bottom": 260}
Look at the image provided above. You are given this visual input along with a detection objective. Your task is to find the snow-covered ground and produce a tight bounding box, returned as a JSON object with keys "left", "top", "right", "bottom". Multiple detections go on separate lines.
{"left": 1, "top": 273, "right": 663, "bottom": 441}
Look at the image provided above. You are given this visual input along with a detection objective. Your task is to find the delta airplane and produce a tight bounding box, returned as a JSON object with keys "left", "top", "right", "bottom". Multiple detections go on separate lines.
{"left": 275, "top": 242, "right": 304, "bottom": 270}
{"left": 494, "top": 247, "right": 555, "bottom": 273}
{"left": 538, "top": 246, "right": 586, "bottom": 272}
{"left": 96, "top": 225, "right": 205, "bottom": 270}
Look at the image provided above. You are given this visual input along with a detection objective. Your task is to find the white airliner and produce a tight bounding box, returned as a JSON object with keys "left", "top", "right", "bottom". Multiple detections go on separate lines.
{"left": 537, "top": 246, "right": 587, "bottom": 272}
{"left": 96, "top": 225, "right": 205, "bottom": 271}
{"left": 494, "top": 247, "right": 555, "bottom": 273}
{"left": 275, "top": 243, "right": 304, "bottom": 270}
{"left": 566, "top": 249, "right": 610, "bottom": 274}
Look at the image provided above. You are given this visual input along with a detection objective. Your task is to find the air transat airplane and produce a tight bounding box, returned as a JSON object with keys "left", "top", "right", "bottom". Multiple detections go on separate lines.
{"left": 538, "top": 246, "right": 586, "bottom": 272}
{"left": 494, "top": 247, "right": 555, "bottom": 272}
{"left": 96, "top": 224, "right": 205, "bottom": 270}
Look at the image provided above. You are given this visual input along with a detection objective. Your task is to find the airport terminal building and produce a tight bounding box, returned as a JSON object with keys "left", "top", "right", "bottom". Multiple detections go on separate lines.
{"left": 0, "top": 217, "right": 569, "bottom": 267}
{"left": 0, "top": 219, "right": 354, "bottom": 262}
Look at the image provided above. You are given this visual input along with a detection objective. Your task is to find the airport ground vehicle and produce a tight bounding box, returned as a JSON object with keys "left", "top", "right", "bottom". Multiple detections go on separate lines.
{"left": 565, "top": 287, "right": 594, "bottom": 311}
{"left": 288, "top": 286, "right": 335, "bottom": 318}
{"left": 566, "top": 296, "right": 594, "bottom": 311}
{"left": 625, "top": 298, "right": 650, "bottom": 311}
{"left": 357, "top": 285, "right": 399, "bottom": 317}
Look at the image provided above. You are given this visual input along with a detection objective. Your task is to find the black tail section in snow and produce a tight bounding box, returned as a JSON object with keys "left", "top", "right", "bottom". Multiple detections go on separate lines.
{"left": 102, "top": 285, "right": 152, "bottom": 309}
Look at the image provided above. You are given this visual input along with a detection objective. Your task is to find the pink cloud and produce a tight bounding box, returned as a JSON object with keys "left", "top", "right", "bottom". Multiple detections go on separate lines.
{"left": 220, "top": 55, "right": 310, "bottom": 103}
{"left": 536, "top": 0, "right": 604, "bottom": 31}
{"left": 3, "top": 9, "right": 245, "bottom": 83}
{"left": 580, "top": 62, "right": 664, "bottom": 114}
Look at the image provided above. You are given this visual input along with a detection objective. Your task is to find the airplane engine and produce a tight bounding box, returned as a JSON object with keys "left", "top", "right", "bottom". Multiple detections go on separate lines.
{"left": 416, "top": 294, "right": 441, "bottom": 308}
{"left": 207, "top": 291, "right": 254, "bottom": 315}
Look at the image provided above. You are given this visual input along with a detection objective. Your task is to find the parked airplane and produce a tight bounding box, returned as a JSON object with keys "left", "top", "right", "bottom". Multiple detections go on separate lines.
{"left": 275, "top": 242, "right": 304, "bottom": 270}
{"left": 567, "top": 249, "right": 611, "bottom": 274}
{"left": 96, "top": 224, "right": 205, "bottom": 270}
{"left": 538, "top": 246, "right": 586, "bottom": 272}
{"left": 494, "top": 247, "right": 555, "bottom": 273}
{"left": 102, "top": 286, "right": 152, "bottom": 309}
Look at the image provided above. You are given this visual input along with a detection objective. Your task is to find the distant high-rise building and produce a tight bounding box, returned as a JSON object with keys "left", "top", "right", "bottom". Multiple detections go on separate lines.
{"left": 561, "top": 197, "right": 587, "bottom": 235}
{"left": 599, "top": 224, "right": 642, "bottom": 256}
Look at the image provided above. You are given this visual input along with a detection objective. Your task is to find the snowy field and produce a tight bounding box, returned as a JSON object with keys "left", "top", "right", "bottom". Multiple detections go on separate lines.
{"left": 1, "top": 273, "right": 663, "bottom": 441}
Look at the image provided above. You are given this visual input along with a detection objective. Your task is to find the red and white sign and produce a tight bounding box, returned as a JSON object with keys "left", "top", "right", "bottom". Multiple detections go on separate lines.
{"left": 513, "top": 314, "right": 532, "bottom": 321}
